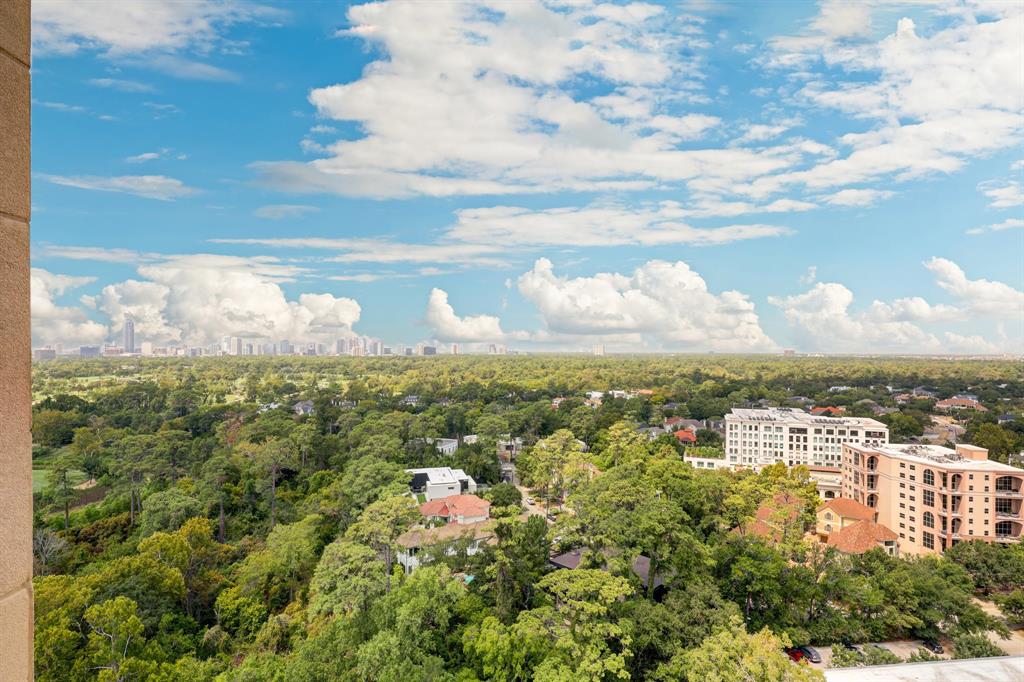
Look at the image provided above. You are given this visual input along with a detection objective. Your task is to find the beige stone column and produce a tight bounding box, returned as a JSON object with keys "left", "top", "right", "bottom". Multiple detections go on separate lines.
{"left": 0, "top": 0, "right": 33, "bottom": 678}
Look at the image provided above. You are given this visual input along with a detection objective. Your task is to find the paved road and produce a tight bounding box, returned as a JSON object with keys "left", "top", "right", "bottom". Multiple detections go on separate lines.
{"left": 516, "top": 484, "right": 549, "bottom": 518}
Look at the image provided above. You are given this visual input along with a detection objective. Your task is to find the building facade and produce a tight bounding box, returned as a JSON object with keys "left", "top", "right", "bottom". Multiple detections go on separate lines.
{"left": 122, "top": 313, "right": 135, "bottom": 354}
{"left": 807, "top": 465, "right": 843, "bottom": 499}
{"left": 841, "top": 442, "right": 1024, "bottom": 555}
{"left": 406, "top": 467, "right": 477, "bottom": 501}
{"left": 725, "top": 407, "right": 889, "bottom": 468}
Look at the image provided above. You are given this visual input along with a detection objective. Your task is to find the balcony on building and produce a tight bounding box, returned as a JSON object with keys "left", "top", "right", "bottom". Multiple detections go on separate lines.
{"left": 994, "top": 520, "right": 1023, "bottom": 541}
{"left": 995, "top": 498, "right": 1022, "bottom": 518}
{"left": 995, "top": 475, "right": 1024, "bottom": 498}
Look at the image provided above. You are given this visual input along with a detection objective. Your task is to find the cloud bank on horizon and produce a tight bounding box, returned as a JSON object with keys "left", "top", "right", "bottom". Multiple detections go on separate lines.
{"left": 28, "top": 0, "right": 1024, "bottom": 353}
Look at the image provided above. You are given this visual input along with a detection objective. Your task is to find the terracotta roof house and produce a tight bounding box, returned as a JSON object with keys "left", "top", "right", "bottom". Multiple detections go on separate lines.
{"left": 826, "top": 520, "right": 898, "bottom": 555}
{"left": 935, "top": 397, "right": 987, "bottom": 412}
{"left": 816, "top": 497, "right": 875, "bottom": 537}
{"left": 674, "top": 429, "right": 697, "bottom": 444}
{"left": 420, "top": 494, "right": 491, "bottom": 525}
{"left": 733, "top": 492, "right": 806, "bottom": 544}
{"left": 811, "top": 406, "right": 846, "bottom": 416}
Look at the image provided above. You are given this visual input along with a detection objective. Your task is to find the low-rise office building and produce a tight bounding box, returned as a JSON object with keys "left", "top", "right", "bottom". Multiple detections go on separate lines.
{"left": 725, "top": 407, "right": 889, "bottom": 468}
{"left": 841, "top": 442, "right": 1024, "bottom": 555}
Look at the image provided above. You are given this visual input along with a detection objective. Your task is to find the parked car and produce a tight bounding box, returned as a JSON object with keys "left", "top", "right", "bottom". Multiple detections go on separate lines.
{"left": 526, "top": 497, "right": 535, "bottom": 505}
{"left": 798, "top": 646, "right": 821, "bottom": 663}
{"left": 784, "top": 648, "right": 805, "bottom": 663}
{"left": 922, "top": 639, "right": 944, "bottom": 655}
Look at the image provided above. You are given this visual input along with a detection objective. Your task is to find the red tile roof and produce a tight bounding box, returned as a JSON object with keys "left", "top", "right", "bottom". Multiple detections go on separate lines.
{"left": 733, "top": 492, "right": 805, "bottom": 542}
{"left": 935, "top": 398, "right": 988, "bottom": 411}
{"left": 419, "top": 494, "right": 490, "bottom": 521}
{"left": 819, "top": 497, "right": 875, "bottom": 522}
{"left": 674, "top": 429, "right": 697, "bottom": 443}
{"left": 826, "top": 520, "right": 897, "bottom": 554}
{"left": 811, "top": 406, "right": 845, "bottom": 416}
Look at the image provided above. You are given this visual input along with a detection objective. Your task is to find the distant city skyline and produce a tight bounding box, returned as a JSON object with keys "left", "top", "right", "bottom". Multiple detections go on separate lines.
{"left": 32, "top": 330, "right": 507, "bottom": 358}
{"left": 29, "top": 1, "right": 1024, "bottom": 354}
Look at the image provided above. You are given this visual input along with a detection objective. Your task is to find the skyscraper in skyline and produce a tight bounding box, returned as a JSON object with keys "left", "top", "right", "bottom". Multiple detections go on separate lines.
{"left": 123, "top": 314, "right": 135, "bottom": 354}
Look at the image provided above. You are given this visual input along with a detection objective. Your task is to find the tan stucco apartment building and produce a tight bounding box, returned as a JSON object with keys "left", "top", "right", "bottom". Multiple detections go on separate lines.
{"left": 842, "top": 442, "right": 1024, "bottom": 555}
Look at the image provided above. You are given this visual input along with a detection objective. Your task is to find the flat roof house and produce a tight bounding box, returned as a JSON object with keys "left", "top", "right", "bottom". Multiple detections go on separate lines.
{"left": 406, "top": 467, "right": 477, "bottom": 501}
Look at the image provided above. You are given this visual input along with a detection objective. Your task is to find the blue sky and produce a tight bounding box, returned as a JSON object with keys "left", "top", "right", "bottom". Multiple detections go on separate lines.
{"left": 29, "top": 0, "right": 1024, "bottom": 353}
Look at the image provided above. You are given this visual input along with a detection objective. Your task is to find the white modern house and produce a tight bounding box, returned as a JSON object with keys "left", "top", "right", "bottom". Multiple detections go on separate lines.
{"left": 406, "top": 467, "right": 477, "bottom": 501}
{"left": 432, "top": 438, "right": 460, "bottom": 455}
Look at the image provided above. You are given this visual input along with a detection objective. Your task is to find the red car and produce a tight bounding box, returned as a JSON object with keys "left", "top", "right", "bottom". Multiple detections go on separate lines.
{"left": 784, "top": 648, "right": 805, "bottom": 663}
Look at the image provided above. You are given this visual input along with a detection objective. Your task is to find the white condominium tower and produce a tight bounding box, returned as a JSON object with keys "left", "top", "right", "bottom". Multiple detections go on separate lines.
{"left": 726, "top": 407, "right": 889, "bottom": 468}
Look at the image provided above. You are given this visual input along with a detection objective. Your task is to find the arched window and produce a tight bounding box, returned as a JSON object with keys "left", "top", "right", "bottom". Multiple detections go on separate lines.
{"left": 923, "top": 512, "right": 934, "bottom": 528}
{"left": 866, "top": 456, "right": 878, "bottom": 471}
{"left": 867, "top": 493, "right": 878, "bottom": 508}
{"left": 923, "top": 469, "right": 934, "bottom": 486}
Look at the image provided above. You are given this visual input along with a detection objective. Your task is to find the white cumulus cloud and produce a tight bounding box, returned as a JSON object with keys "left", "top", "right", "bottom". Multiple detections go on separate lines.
{"left": 36, "top": 253, "right": 363, "bottom": 347}
{"left": 517, "top": 258, "right": 777, "bottom": 351}
{"left": 769, "top": 257, "right": 1024, "bottom": 353}
{"left": 425, "top": 289, "right": 508, "bottom": 342}
{"left": 254, "top": 0, "right": 801, "bottom": 198}
{"left": 31, "top": 268, "right": 107, "bottom": 347}
{"left": 978, "top": 180, "right": 1024, "bottom": 209}
{"left": 33, "top": 0, "right": 279, "bottom": 57}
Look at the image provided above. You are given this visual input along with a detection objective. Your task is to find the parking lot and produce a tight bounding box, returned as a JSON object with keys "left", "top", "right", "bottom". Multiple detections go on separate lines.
{"left": 802, "top": 631, "right": 1023, "bottom": 671}
{"left": 803, "top": 640, "right": 946, "bottom": 671}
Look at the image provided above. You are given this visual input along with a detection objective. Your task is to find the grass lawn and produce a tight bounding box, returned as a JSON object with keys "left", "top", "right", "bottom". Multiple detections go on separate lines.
{"left": 32, "top": 468, "right": 88, "bottom": 493}
{"left": 32, "top": 469, "right": 49, "bottom": 493}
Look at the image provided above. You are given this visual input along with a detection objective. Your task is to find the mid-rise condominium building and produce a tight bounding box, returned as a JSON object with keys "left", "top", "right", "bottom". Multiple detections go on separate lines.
{"left": 725, "top": 407, "right": 889, "bottom": 468}
{"left": 841, "top": 442, "right": 1024, "bottom": 555}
